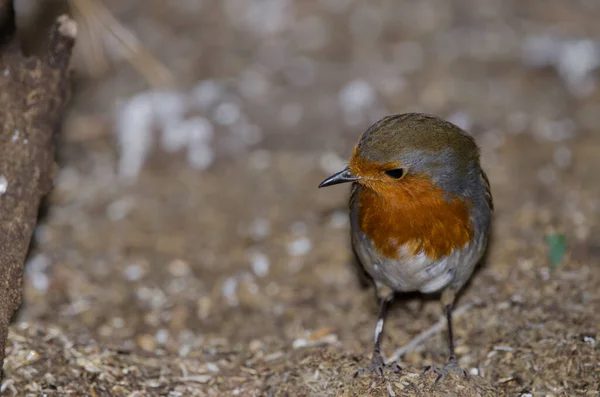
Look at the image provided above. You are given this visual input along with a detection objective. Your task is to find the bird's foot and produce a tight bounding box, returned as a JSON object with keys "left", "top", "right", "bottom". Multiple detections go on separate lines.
{"left": 422, "top": 356, "right": 468, "bottom": 384}
{"left": 354, "top": 353, "right": 401, "bottom": 379}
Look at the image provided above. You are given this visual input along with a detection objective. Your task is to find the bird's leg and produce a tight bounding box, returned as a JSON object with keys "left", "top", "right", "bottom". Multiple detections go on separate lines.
{"left": 354, "top": 290, "right": 399, "bottom": 378}
{"left": 423, "top": 288, "right": 468, "bottom": 383}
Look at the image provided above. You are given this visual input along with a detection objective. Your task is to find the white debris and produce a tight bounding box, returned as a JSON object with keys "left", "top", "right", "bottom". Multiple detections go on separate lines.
{"left": 290, "top": 221, "right": 307, "bottom": 235}
{"left": 1, "top": 378, "right": 17, "bottom": 395}
{"left": 112, "top": 317, "right": 125, "bottom": 328}
{"left": 292, "top": 338, "right": 307, "bottom": 349}
{"left": 53, "top": 167, "right": 80, "bottom": 191}
{"left": 250, "top": 218, "right": 270, "bottom": 239}
{"left": 152, "top": 92, "right": 187, "bottom": 131}
{"left": 287, "top": 237, "right": 312, "bottom": 256}
{"left": 116, "top": 92, "right": 159, "bottom": 181}
{"left": 106, "top": 197, "right": 136, "bottom": 221}
{"left": 187, "top": 143, "right": 215, "bottom": 170}
{"left": 583, "top": 336, "right": 596, "bottom": 345}
{"left": 155, "top": 329, "right": 169, "bottom": 345}
{"left": 190, "top": 80, "right": 224, "bottom": 109}
{"left": 534, "top": 119, "right": 577, "bottom": 142}
{"left": 522, "top": 35, "right": 600, "bottom": 97}
{"left": 222, "top": 276, "right": 239, "bottom": 306}
{"left": 249, "top": 252, "right": 270, "bottom": 277}
{"left": 329, "top": 210, "right": 349, "bottom": 229}
{"left": 168, "top": 259, "right": 191, "bottom": 277}
{"left": 25, "top": 254, "right": 51, "bottom": 292}
{"left": 235, "top": 122, "right": 263, "bottom": 145}
{"left": 164, "top": 117, "right": 212, "bottom": 154}
{"left": 556, "top": 39, "right": 600, "bottom": 95}
{"left": 161, "top": 121, "right": 195, "bottom": 153}
{"left": 161, "top": 117, "right": 215, "bottom": 170}
{"left": 447, "top": 111, "right": 472, "bottom": 131}
{"left": 339, "top": 79, "right": 376, "bottom": 114}
{"left": 214, "top": 102, "right": 241, "bottom": 126}
{"left": 11, "top": 129, "right": 19, "bottom": 142}
{"left": 553, "top": 146, "right": 572, "bottom": 168}
{"left": 242, "top": 0, "right": 291, "bottom": 37}
{"left": 469, "top": 367, "right": 479, "bottom": 376}
{"left": 0, "top": 175, "right": 7, "bottom": 195}
{"left": 319, "top": 152, "right": 346, "bottom": 176}
{"left": 493, "top": 345, "right": 514, "bottom": 352}
{"left": 205, "top": 362, "right": 220, "bottom": 373}
{"left": 522, "top": 34, "right": 560, "bottom": 68}
{"left": 123, "top": 263, "right": 146, "bottom": 281}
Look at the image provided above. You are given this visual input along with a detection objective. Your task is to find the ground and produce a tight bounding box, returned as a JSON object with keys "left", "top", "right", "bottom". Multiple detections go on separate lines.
{"left": 3, "top": 0, "right": 600, "bottom": 396}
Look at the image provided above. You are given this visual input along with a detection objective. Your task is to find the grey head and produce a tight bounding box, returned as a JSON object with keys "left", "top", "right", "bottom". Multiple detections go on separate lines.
{"left": 352, "top": 112, "right": 486, "bottom": 201}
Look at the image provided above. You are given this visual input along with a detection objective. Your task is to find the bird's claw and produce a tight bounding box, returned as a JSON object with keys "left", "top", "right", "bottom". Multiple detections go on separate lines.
{"left": 354, "top": 353, "right": 401, "bottom": 379}
{"left": 422, "top": 356, "right": 468, "bottom": 384}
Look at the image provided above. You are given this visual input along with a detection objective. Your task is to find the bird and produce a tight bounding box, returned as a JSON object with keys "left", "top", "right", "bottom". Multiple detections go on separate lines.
{"left": 318, "top": 112, "right": 493, "bottom": 380}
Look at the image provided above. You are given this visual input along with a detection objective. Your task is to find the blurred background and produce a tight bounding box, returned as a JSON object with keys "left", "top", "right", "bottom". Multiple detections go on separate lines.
{"left": 5, "top": 0, "right": 600, "bottom": 395}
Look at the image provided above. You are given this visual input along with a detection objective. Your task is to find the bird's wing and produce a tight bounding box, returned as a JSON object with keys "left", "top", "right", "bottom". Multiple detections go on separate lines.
{"left": 481, "top": 169, "right": 494, "bottom": 211}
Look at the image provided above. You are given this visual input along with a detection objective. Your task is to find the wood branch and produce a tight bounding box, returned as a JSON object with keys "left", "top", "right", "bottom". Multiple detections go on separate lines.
{"left": 0, "top": 0, "right": 76, "bottom": 375}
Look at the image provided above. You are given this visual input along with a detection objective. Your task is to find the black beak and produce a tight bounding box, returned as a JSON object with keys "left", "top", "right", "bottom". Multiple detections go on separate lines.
{"left": 318, "top": 167, "right": 359, "bottom": 188}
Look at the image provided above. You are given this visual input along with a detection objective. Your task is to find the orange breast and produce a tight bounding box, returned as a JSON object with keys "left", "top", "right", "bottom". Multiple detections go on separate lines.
{"left": 357, "top": 176, "right": 474, "bottom": 260}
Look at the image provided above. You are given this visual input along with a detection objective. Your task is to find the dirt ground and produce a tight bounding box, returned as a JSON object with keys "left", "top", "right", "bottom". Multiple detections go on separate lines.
{"left": 3, "top": 0, "right": 600, "bottom": 396}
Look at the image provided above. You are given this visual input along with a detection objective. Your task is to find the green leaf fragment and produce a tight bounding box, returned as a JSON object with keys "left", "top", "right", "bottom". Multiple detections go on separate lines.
{"left": 546, "top": 233, "right": 566, "bottom": 270}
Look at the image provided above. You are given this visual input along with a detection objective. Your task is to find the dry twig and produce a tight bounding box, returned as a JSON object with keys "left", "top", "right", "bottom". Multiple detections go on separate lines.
{"left": 0, "top": 0, "right": 76, "bottom": 374}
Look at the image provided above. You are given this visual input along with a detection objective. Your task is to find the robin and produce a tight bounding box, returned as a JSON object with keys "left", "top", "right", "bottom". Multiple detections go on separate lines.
{"left": 319, "top": 113, "right": 493, "bottom": 380}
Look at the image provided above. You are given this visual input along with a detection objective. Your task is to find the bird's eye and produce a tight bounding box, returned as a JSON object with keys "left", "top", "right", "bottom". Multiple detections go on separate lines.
{"left": 384, "top": 168, "right": 404, "bottom": 179}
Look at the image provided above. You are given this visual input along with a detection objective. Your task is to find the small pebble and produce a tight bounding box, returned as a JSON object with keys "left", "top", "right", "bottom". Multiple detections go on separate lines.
{"left": 25, "top": 350, "right": 40, "bottom": 362}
